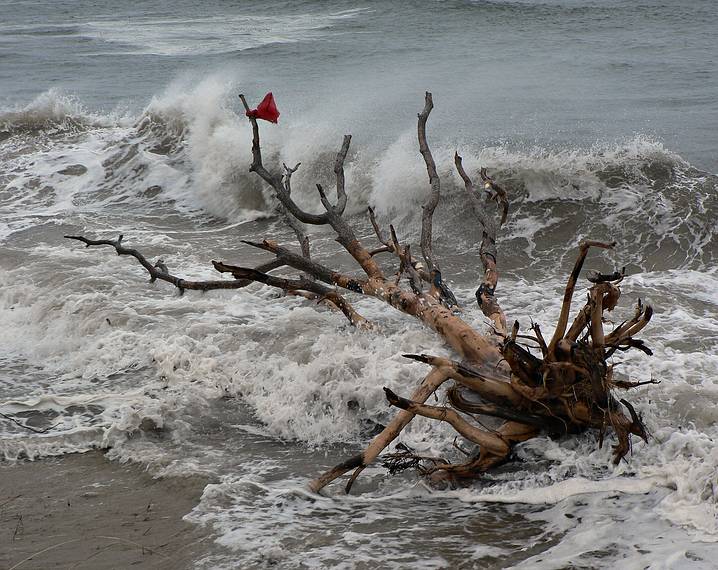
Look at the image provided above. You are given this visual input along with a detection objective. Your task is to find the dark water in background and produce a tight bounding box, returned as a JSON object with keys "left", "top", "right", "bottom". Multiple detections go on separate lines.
{"left": 2, "top": 0, "right": 717, "bottom": 170}
{"left": 1, "top": 1, "right": 717, "bottom": 568}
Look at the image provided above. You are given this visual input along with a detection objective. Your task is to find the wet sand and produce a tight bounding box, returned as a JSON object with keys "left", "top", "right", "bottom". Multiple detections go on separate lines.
{"left": 0, "top": 451, "right": 216, "bottom": 569}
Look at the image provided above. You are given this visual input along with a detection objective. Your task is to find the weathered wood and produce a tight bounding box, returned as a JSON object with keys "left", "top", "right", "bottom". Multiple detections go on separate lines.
{"left": 546, "top": 240, "right": 615, "bottom": 358}
{"left": 417, "top": 92, "right": 440, "bottom": 272}
{"left": 66, "top": 92, "right": 656, "bottom": 497}
{"left": 65, "top": 234, "right": 283, "bottom": 293}
{"left": 454, "top": 153, "right": 507, "bottom": 336}
{"left": 308, "top": 366, "right": 452, "bottom": 493}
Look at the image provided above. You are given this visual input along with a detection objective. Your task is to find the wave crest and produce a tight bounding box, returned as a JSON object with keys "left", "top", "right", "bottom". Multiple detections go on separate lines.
{"left": 3, "top": 82, "right": 715, "bottom": 269}
{"left": 0, "top": 88, "right": 117, "bottom": 136}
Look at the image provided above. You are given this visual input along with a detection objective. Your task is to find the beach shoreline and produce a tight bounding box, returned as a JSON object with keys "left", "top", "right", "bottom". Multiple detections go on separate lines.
{"left": 0, "top": 451, "right": 217, "bottom": 569}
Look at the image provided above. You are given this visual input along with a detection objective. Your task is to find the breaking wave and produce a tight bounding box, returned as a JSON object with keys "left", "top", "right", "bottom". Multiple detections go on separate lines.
{"left": 0, "top": 88, "right": 120, "bottom": 136}
{"left": 76, "top": 8, "right": 371, "bottom": 57}
{"left": 1, "top": 80, "right": 717, "bottom": 568}
{"left": 3, "top": 81, "right": 715, "bottom": 270}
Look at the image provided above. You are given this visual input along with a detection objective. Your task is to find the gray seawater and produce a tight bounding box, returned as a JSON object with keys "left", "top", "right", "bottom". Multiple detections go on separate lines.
{"left": 1, "top": 1, "right": 717, "bottom": 568}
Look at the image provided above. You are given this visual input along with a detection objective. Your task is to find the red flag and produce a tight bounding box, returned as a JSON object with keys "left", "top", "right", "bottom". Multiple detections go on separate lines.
{"left": 246, "top": 92, "right": 280, "bottom": 123}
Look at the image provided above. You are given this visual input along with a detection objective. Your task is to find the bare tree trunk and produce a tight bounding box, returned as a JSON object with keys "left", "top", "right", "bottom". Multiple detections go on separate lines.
{"left": 65, "top": 92, "right": 657, "bottom": 495}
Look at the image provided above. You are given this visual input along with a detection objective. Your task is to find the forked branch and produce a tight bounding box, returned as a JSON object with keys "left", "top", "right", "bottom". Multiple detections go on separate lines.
{"left": 64, "top": 92, "right": 657, "bottom": 499}
{"left": 65, "top": 234, "right": 369, "bottom": 327}
{"left": 65, "top": 234, "right": 282, "bottom": 293}
{"left": 547, "top": 240, "right": 616, "bottom": 358}
{"left": 454, "top": 153, "right": 507, "bottom": 335}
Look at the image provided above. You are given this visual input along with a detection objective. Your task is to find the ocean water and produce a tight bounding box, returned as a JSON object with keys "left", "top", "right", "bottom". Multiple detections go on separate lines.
{"left": 1, "top": 1, "right": 717, "bottom": 568}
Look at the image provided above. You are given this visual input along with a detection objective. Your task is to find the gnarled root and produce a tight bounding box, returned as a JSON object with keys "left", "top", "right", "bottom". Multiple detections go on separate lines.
{"left": 308, "top": 366, "right": 452, "bottom": 494}
{"left": 63, "top": 92, "right": 657, "bottom": 496}
{"left": 426, "top": 421, "right": 538, "bottom": 488}
{"left": 310, "top": 242, "right": 654, "bottom": 494}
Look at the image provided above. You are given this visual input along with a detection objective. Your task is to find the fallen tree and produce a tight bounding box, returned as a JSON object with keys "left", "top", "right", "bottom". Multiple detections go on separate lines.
{"left": 66, "top": 92, "right": 655, "bottom": 494}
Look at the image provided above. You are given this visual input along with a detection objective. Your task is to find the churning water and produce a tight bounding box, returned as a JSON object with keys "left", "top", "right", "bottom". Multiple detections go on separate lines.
{"left": 1, "top": 1, "right": 716, "bottom": 568}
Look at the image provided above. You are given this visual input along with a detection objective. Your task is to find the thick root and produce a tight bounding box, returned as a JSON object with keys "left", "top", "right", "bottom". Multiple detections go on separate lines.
{"left": 308, "top": 366, "right": 452, "bottom": 494}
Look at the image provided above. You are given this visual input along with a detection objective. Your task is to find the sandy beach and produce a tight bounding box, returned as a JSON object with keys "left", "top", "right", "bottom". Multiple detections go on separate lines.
{"left": 0, "top": 452, "right": 216, "bottom": 569}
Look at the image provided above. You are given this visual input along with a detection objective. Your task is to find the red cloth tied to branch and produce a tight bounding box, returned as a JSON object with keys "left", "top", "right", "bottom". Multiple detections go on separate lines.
{"left": 246, "top": 92, "right": 280, "bottom": 123}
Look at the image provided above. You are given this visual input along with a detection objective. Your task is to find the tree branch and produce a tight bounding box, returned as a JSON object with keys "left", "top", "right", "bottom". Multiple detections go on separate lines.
{"left": 454, "top": 153, "right": 507, "bottom": 335}
{"left": 65, "top": 234, "right": 282, "bottom": 294}
{"left": 384, "top": 387, "right": 510, "bottom": 456}
{"left": 239, "top": 93, "right": 330, "bottom": 226}
{"left": 334, "top": 135, "right": 351, "bottom": 215}
{"left": 238, "top": 96, "right": 382, "bottom": 279}
{"left": 212, "top": 261, "right": 370, "bottom": 328}
{"left": 281, "top": 161, "right": 311, "bottom": 260}
{"left": 241, "top": 239, "right": 367, "bottom": 293}
{"left": 547, "top": 240, "right": 615, "bottom": 358}
{"left": 314, "top": 183, "right": 384, "bottom": 279}
{"left": 417, "top": 92, "right": 440, "bottom": 272}
{"left": 308, "top": 365, "right": 452, "bottom": 493}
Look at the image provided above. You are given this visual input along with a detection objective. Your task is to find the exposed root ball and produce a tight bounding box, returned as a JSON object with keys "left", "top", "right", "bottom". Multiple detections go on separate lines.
{"left": 64, "top": 92, "right": 656, "bottom": 495}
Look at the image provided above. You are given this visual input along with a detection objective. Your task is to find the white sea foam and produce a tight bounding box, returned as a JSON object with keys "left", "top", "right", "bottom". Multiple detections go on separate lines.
{"left": 4, "top": 81, "right": 709, "bottom": 254}
{"left": 0, "top": 88, "right": 119, "bottom": 133}
{"left": 1, "top": 81, "right": 717, "bottom": 568}
{"left": 78, "top": 9, "right": 370, "bottom": 56}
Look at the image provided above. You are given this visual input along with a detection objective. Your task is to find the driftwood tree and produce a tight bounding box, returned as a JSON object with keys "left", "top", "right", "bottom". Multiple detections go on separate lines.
{"left": 66, "top": 93, "right": 656, "bottom": 494}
